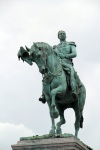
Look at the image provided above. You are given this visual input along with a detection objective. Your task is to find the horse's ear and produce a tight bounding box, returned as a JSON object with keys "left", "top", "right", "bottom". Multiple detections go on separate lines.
{"left": 25, "top": 45, "right": 30, "bottom": 52}
{"left": 33, "top": 43, "right": 38, "bottom": 49}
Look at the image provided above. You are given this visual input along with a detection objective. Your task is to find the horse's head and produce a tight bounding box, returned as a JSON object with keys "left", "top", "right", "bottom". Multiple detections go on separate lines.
{"left": 17, "top": 46, "right": 33, "bottom": 65}
{"left": 30, "top": 43, "right": 47, "bottom": 74}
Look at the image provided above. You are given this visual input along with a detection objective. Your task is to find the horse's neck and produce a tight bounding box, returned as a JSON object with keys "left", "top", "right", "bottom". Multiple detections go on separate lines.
{"left": 47, "top": 51, "right": 61, "bottom": 74}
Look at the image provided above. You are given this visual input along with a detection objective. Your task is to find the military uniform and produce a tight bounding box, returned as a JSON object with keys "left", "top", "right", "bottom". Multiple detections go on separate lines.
{"left": 54, "top": 41, "right": 76, "bottom": 63}
{"left": 54, "top": 41, "right": 77, "bottom": 98}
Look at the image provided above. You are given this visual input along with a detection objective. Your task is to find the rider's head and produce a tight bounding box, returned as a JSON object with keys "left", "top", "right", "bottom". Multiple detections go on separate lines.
{"left": 58, "top": 30, "right": 66, "bottom": 41}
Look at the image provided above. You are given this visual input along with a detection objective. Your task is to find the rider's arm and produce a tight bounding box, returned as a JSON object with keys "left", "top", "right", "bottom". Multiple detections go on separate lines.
{"left": 65, "top": 41, "right": 77, "bottom": 59}
{"left": 65, "top": 45, "right": 77, "bottom": 59}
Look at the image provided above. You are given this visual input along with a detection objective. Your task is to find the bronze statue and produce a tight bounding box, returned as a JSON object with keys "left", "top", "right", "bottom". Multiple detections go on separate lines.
{"left": 17, "top": 31, "right": 86, "bottom": 138}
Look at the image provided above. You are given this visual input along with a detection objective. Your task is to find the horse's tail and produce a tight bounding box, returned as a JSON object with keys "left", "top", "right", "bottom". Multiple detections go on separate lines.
{"left": 80, "top": 115, "right": 84, "bottom": 128}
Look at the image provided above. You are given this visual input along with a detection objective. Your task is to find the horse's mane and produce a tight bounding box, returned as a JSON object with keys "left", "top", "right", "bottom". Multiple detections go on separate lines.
{"left": 35, "top": 42, "right": 53, "bottom": 55}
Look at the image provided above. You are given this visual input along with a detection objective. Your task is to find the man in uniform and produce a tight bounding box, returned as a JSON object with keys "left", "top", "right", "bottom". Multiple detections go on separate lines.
{"left": 39, "top": 30, "right": 77, "bottom": 103}
{"left": 54, "top": 30, "right": 77, "bottom": 98}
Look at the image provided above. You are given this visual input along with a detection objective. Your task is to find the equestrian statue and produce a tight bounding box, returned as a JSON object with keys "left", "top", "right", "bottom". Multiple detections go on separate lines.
{"left": 17, "top": 31, "right": 86, "bottom": 138}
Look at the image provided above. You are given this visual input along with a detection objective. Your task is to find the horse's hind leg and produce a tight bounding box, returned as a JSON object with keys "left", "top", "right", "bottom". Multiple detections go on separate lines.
{"left": 56, "top": 107, "right": 66, "bottom": 135}
{"left": 74, "top": 85, "right": 86, "bottom": 138}
{"left": 73, "top": 101, "right": 81, "bottom": 138}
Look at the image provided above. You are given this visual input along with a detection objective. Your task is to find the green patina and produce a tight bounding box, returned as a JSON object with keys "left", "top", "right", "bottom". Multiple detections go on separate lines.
{"left": 18, "top": 31, "right": 86, "bottom": 138}
{"left": 20, "top": 133, "right": 74, "bottom": 141}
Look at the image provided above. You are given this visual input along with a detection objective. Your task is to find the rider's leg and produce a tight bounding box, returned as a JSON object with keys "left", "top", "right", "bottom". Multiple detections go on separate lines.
{"left": 69, "top": 66, "right": 77, "bottom": 98}
{"left": 61, "top": 61, "right": 77, "bottom": 98}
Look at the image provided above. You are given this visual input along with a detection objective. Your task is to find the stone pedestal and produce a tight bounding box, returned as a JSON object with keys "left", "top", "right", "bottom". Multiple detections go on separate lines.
{"left": 11, "top": 136, "right": 92, "bottom": 150}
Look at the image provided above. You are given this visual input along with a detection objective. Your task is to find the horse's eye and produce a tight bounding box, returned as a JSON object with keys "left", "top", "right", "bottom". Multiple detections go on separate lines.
{"left": 37, "top": 51, "right": 41, "bottom": 58}
{"left": 38, "top": 54, "right": 41, "bottom": 58}
{"left": 38, "top": 47, "right": 41, "bottom": 50}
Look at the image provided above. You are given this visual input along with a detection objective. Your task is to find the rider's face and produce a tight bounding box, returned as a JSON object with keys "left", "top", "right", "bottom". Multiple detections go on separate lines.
{"left": 58, "top": 31, "right": 66, "bottom": 41}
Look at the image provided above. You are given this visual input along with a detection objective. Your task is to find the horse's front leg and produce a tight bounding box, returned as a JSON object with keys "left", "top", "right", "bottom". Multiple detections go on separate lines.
{"left": 51, "top": 86, "right": 63, "bottom": 107}
{"left": 56, "top": 106, "right": 66, "bottom": 135}
{"left": 51, "top": 86, "right": 64, "bottom": 118}
{"left": 49, "top": 111, "right": 56, "bottom": 136}
{"left": 45, "top": 94, "right": 56, "bottom": 136}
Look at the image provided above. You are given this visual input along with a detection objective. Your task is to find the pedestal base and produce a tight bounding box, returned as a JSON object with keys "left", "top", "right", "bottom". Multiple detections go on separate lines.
{"left": 11, "top": 136, "right": 92, "bottom": 150}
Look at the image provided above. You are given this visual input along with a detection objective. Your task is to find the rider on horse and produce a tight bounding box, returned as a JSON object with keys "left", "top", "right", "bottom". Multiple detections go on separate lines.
{"left": 54, "top": 30, "right": 77, "bottom": 99}
{"left": 39, "top": 30, "right": 81, "bottom": 103}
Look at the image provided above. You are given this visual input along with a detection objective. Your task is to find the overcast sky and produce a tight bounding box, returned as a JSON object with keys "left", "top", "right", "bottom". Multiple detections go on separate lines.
{"left": 0, "top": 0, "right": 100, "bottom": 149}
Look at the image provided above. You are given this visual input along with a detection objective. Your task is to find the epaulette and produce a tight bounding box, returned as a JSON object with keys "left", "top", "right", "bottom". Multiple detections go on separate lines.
{"left": 53, "top": 45, "right": 57, "bottom": 49}
{"left": 69, "top": 41, "right": 76, "bottom": 47}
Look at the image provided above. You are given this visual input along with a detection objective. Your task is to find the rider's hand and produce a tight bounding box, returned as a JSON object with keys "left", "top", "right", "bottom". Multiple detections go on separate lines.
{"left": 58, "top": 53, "right": 65, "bottom": 59}
{"left": 65, "top": 55, "right": 69, "bottom": 59}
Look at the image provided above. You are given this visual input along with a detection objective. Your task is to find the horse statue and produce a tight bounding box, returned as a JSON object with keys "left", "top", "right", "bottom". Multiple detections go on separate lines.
{"left": 18, "top": 42, "right": 86, "bottom": 138}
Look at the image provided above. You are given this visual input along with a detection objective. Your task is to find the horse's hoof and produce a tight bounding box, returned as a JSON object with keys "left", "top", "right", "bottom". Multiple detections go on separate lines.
{"left": 56, "top": 128, "right": 62, "bottom": 135}
{"left": 49, "top": 130, "right": 55, "bottom": 137}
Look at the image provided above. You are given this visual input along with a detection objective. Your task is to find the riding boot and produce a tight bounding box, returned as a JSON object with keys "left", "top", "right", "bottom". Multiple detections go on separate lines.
{"left": 39, "top": 95, "right": 46, "bottom": 104}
